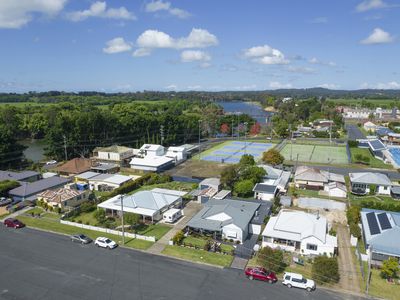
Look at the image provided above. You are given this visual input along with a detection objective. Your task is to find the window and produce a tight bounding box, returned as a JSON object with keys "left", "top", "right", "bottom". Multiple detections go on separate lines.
{"left": 292, "top": 278, "right": 303, "bottom": 283}
{"left": 306, "top": 243, "right": 318, "bottom": 251}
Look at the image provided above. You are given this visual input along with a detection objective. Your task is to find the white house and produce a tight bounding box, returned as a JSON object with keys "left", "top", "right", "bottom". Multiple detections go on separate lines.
{"left": 253, "top": 165, "right": 291, "bottom": 201}
{"left": 88, "top": 174, "right": 134, "bottom": 191}
{"left": 165, "top": 146, "right": 187, "bottom": 163}
{"left": 139, "top": 144, "right": 165, "bottom": 157}
{"left": 262, "top": 209, "right": 337, "bottom": 256}
{"left": 349, "top": 172, "right": 392, "bottom": 195}
{"left": 98, "top": 188, "right": 187, "bottom": 223}
{"left": 323, "top": 182, "right": 347, "bottom": 198}
{"left": 187, "top": 199, "right": 261, "bottom": 243}
{"left": 130, "top": 156, "right": 174, "bottom": 172}
{"left": 93, "top": 145, "right": 136, "bottom": 167}
{"left": 363, "top": 121, "right": 377, "bottom": 133}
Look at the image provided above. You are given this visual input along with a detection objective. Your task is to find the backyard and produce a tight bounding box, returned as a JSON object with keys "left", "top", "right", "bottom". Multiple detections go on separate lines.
{"left": 349, "top": 147, "right": 391, "bottom": 169}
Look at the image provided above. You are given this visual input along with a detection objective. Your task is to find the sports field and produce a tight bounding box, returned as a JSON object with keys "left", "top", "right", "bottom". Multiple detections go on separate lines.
{"left": 200, "top": 141, "right": 274, "bottom": 164}
{"left": 280, "top": 144, "right": 349, "bottom": 164}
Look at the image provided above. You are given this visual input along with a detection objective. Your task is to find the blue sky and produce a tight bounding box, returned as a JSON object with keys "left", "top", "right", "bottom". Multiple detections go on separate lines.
{"left": 0, "top": 0, "right": 399, "bottom": 92}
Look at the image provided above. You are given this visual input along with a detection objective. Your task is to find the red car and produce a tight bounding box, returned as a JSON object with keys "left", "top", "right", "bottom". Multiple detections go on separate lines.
{"left": 245, "top": 267, "right": 278, "bottom": 283}
{"left": 3, "top": 218, "right": 25, "bottom": 229}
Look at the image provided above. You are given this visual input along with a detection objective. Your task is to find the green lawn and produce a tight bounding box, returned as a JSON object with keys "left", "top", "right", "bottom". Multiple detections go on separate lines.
{"left": 162, "top": 245, "right": 233, "bottom": 267}
{"left": 349, "top": 147, "right": 392, "bottom": 169}
{"left": 368, "top": 269, "right": 400, "bottom": 300}
{"left": 17, "top": 215, "right": 153, "bottom": 250}
{"left": 26, "top": 207, "right": 45, "bottom": 215}
{"left": 135, "top": 223, "right": 171, "bottom": 240}
{"left": 182, "top": 236, "right": 234, "bottom": 252}
{"left": 288, "top": 186, "right": 348, "bottom": 202}
{"left": 349, "top": 194, "right": 400, "bottom": 205}
{"left": 131, "top": 181, "right": 196, "bottom": 194}
{"left": 69, "top": 211, "right": 98, "bottom": 225}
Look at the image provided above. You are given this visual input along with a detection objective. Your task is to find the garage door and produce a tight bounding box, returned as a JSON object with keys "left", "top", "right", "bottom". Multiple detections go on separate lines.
{"left": 249, "top": 224, "right": 261, "bottom": 235}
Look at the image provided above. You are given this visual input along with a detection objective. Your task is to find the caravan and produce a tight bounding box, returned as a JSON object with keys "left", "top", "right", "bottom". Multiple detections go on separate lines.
{"left": 163, "top": 208, "right": 182, "bottom": 223}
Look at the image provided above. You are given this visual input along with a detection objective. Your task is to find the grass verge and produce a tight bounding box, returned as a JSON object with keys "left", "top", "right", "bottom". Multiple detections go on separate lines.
{"left": 162, "top": 245, "right": 233, "bottom": 267}
{"left": 349, "top": 147, "right": 392, "bottom": 169}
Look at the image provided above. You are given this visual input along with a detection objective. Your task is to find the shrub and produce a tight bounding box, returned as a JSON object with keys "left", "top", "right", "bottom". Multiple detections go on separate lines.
{"left": 80, "top": 201, "right": 95, "bottom": 213}
{"left": 262, "top": 149, "right": 284, "bottom": 166}
{"left": 329, "top": 227, "right": 337, "bottom": 237}
{"left": 233, "top": 179, "right": 254, "bottom": 197}
{"left": 349, "top": 223, "right": 361, "bottom": 239}
{"left": 94, "top": 209, "right": 106, "bottom": 224}
{"left": 77, "top": 220, "right": 82, "bottom": 224}
{"left": 203, "top": 240, "right": 211, "bottom": 251}
{"left": 380, "top": 257, "right": 399, "bottom": 279}
{"left": 369, "top": 184, "right": 376, "bottom": 195}
{"left": 348, "top": 140, "right": 358, "bottom": 148}
{"left": 172, "top": 231, "right": 185, "bottom": 245}
{"left": 256, "top": 247, "right": 286, "bottom": 273}
{"left": 312, "top": 256, "right": 340, "bottom": 284}
{"left": 85, "top": 221, "right": 90, "bottom": 225}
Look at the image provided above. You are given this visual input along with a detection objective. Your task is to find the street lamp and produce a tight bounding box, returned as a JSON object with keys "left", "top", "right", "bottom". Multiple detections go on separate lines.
{"left": 120, "top": 194, "right": 125, "bottom": 245}
{"left": 198, "top": 119, "right": 202, "bottom": 160}
{"left": 244, "top": 122, "right": 248, "bottom": 154}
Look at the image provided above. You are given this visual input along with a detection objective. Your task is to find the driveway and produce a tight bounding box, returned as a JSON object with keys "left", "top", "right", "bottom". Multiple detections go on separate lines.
{"left": 346, "top": 124, "right": 366, "bottom": 141}
{"left": 0, "top": 226, "right": 366, "bottom": 300}
{"left": 337, "top": 225, "right": 362, "bottom": 295}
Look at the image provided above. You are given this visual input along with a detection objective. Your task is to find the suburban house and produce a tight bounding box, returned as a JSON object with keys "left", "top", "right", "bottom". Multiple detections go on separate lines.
{"left": 8, "top": 176, "right": 71, "bottom": 201}
{"left": 360, "top": 208, "right": 400, "bottom": 264}
{"left": 55, "top": 158, "right": 92, "bottom": 177}
{"left": 253, "top": 165, "right": 291, "bottom": 201}
{"left": 261, "top": 209, "right": 337, "bottom": 256}
{"left": 0, "top": 170, "right": 40, "bottom": 182}
{"left": 180, "top": 144, "right": 199, "bottom": 157}
{"left": 349, "top": 172, "right": 392, "bottom": 195}
{"left": 194, "top": 178, "right": 221, "bottom": 203}
{"left": 130, "top": 156, "right": 174, "bottom": 172}
{"left": 165, "top": 146, "right": 187, "bottom": 163}
{"left": 187, "top": 198, "right": 262, "bottom": 243}
{"left": 97, "top": 188, "right": 186, "bottom": 223}
{"left": 363, "top": 121, "right": 377, "bottom": 133}
{"left": 323, "top": 181, "right": 347, "bottom": 198}
{"left": 87, "top": 173, "right": 135, "bottom": 191}
{"left": 294, "top": 166, "right": 345, "bottom": 190}
{"left": 92, "top": 145, "right": 136, "bottom": 167}
{"left": 37, "top": 184, "right": 90, "bottom": 209}
{"left": 366, "top": 139, "right": 387, "bottom": 160}
{"left": 138, "top": 144, "right": 165, "bottom": 157}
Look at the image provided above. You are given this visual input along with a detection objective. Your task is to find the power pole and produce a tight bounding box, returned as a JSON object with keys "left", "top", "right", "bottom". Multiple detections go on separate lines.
{"left": 244, "top": 122, "right": 248, "bottom": 154}
{"left": 366, "top": 245, "right": 373, "bottom": 294}
{"left": 120, "top": 194, "right": 125, "bottom": 245}
{"left": 63, "top": 135, "right": 68, "bottom": 161}
{"left": 198, "top": 120, "right": 202, "bottom": 160}
{"left": 329, "top": 122, "right": 332, "bottom": 144}
{"left": 160, "top": 125, "right": 165, "bottom": 146}
{"left": 231, "top": 119, "right": 234, "bottom": 139}
{"left": 289, "top": 124, "right": 293, "bottom": 161}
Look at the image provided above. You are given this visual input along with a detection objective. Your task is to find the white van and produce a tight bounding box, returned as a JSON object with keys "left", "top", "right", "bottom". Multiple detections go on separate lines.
{"left": 163, "top": 208, "right": 182, "bottom": 223}
{"left": 282, "top": 272, "right": 316, "bottom": 292}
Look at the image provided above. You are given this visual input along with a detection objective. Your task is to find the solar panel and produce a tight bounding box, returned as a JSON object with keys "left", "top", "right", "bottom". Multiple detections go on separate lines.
{"left": 377, "top": 213, "right": 392, "bottom": 230}
{"left": 366, "top": 212, "right": 381, "bottom": 235}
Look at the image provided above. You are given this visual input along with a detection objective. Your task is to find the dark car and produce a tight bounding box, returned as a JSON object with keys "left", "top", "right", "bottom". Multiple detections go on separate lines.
{"left": 71, "top": 234, "right": 92, "bottom": 244}
{"left": 3, "top": 218, "right": 25, "bottom": 229}
{"left": 245, "top": 267, "right": 278, "bottom": 283}
{"left": 0, "top": 197, "right": 12, "bottom": 207}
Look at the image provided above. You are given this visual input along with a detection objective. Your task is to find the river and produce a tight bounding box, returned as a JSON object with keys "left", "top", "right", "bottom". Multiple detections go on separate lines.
{"left": 19, "top": 139, "right": 46, "bottom": 163}
{"left": 216, "top": 101, "right": 272, "bottom": 124}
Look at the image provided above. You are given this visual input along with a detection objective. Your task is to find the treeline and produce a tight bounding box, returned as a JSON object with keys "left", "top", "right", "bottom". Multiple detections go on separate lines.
{"left": 0, "top": 100, "right": 256, "bottom": 168}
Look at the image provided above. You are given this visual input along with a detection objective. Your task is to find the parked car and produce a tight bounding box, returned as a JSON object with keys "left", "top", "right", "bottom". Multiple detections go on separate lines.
{"left": 0, "top": 197, "right": 12, "bottom": 207}
{"left": 3, "top": 218, "right": 25, "bottom": 229}
{"left": 94, "top": 237, "right": 117, "bottom": 249}
{"left": 71, "top": 234, "right": 92, "bottom": 244}
{"left": 282, "top": 272, "right": 316, "bottom": 292}
{"left": 46, "top": 160, "right": 57, "bottom": 165}
{"left": 245, "top": 267, "right": 278, "bottom": 283}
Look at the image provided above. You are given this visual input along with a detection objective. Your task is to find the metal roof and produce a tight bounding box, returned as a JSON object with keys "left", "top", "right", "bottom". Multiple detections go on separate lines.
{"left": 349, "top": 172, "right": 392, "bottom": 186}
{"left": 9, "top": 176, "right": 71, "bottom": 197}
{"left": 0, "top": 170, "right": 39, "bottom": 182}
{"left": 368, "top": 139, "right": 386, "bottom": 152}
{"left": 252, "top": 183, "right": 277, "bottom": 194}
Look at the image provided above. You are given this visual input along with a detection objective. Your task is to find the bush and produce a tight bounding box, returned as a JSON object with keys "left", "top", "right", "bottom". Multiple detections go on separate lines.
{"left": 94, "top": 209, "right": 106, "bottom": 224}
{"left": 312, "top": 256, "right": 340, "bottom": 284}
{"left": 256, "top": 247, "right": 286, "bottom": 273}
{"left": 347, "top": 206, "right": 361, "bottom": 225}
{"left": 172, "top": 231, "right": 185, "bottom": 245}
{"left": 349, "top": 223, "right": 361, "bottom": 239}
{"left": 348, "top": 140, "right": 358, "bottom": 148}
{"left": 380, "top": 257, "right": 399, "bottom": 279}
{"left": 262, "top": 149, "right": 284, "bottom": 166}
{"left": 77, "top": 220, "right": 82, "bottom": 224}
{"left": 233, "top": 179, "right": 254, "bottom": 197}
{"left": 203, "top": 240, "right": 211, "bottom": 251}
{"left": 369, "top": 184, "right": 376, "bottom": 195}
{"left": 80, "top": 201, "right": 95, "bottom": 213}
{"left": 329, "top": 227, "right": 337, "bottom": 237}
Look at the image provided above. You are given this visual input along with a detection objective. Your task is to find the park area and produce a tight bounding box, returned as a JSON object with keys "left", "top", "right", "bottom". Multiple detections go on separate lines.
{"left": 199, "top": 141, "right": 275, "bottom": 164}
{"left": 280, "top": 143, "right": 349, "bottom": 164}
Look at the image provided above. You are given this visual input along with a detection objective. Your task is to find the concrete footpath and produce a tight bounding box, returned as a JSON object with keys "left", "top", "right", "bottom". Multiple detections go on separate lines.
{"left": 0, "top": 206, "right": 32, "bottom": 222}
{"left": 147, "top": 201, "right": 202, "bottom": 254}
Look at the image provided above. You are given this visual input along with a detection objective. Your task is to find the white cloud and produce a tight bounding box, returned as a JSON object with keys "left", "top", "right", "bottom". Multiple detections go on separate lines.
{"left": 103, "top": 37, "right": 132, "bottom": 54}
{"left": 269, "top": 81, "right": 293, "bottom": 89}
{"left": 180, "top": 50, "right": 211, "bottom": 62}
{"left": 356, "top": 0, "right": 387, "bottom": 12}
{"left": 165, "top": 84, "right": 178, "bottom": 90}
{"left": 132, "top": 48, "right": 152, "bottom": 57}
{"left": 362, "top": 81, "right": 400, "bottom": 89}
{"left": 318, "top": 83, "right": 340, "bottom": 89}
{"left": 134, "top": 28, "right": 218, "bottom": 56}
{"left": 232, "top": 84, "right": 258, "bottom": 91}
{"left": 286, "top": 66, "right": 316, "bottom": 74}
{"left": 309, "top": 57, "right": 336, "bottom": 66}
{"left": 67, "top": 1, "right": 135, "bottom": 22}
{"left": 361, "top": 27, "right": 394, "bottom": 44}
{"left": 243, "top": 45, "right": 289, "bottom": 65}
{"left": 145, "top": 0, "right": 191, "bottom": 19}
{"left": 0, "top": 0, "right": 67, "bottom": 29}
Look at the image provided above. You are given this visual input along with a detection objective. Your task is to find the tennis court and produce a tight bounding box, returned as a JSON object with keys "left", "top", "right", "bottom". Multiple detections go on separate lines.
{"left": 280, "top": 144, "right": 349, "bottom": 164}
{"left": 201, "top": 141, "right": 274, "bottom": 164}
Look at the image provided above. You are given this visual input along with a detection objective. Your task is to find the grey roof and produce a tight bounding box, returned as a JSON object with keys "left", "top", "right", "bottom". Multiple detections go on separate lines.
{"left": 187, "top": 199, "right": 260, "bottom": 232}
{"left": 349, "top": 172, "right": 392, "bottom": 186}
{"left": 0, "top": 170, "right": 39, "bottom": 182}
{"left": 253, "top": 183, "right": 277, "bottom": 194}
{"left": 376, "top": 127, "right": 392, "bottom": 136}
{"left": 391, "top": 186, "right": 400, "bottom": 194}
{"left": 368, "top": 139, "right": 386, "bottom": 152}
{"left": 9, "top": 176, "right": 71, "bottom": 197}
{"left": 295, "top": 166, "right": 345, "bottom": 183}
{"left": 259, "top": 165, "right": 282, "bottom": 179}
{"left": 361, "top": 208, "right": 400, "bottom": 257}
{"left": 200, "top": 178, "right": 220, "bottom": 187}
{"left": 91, "top": 163, "right": 118, "bottom": 171}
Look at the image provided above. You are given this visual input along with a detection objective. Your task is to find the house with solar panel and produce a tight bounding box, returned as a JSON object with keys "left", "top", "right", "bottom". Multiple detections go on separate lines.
{"left": 360, "top": 208, "right": 400, "bottom": 264}
{"left": 349, "top": 172, "right": 392, "bottom": 195}
{"left": 366, "top": 139, "right": 387, "bottom": 160}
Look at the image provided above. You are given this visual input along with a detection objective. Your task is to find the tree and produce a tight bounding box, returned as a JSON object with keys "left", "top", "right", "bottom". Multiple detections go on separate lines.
{"left": 124, "top": 212, "right": 141, "bottom": 231}
{"left": 94, "top": 209, "right": 106, "bottom": 224}
{"left": 239, "top": 154, "right": 255, "bottom": 166}
{"left": 220, "top": 123, "right": 230, "bottom": 134}
{"left": 262, "top": 149, "right": 284, "bottom": 166}
{"left": 369, "top": 184, "right": 377, "bottom": 195}
{"left": 349, "top": 223, "right": 361, "bottom": 239}
{"left": 233, "top": 179, "right": 254, "bottom": 197}
{"left": 346, "top": 206, "right": 361, "bottom": 225}
{"left": 239, "top": 165, "right": 266, "bottom": 184}
{"left": 0, "top": 180, "right": 20, "bottom": 197}
{"left": 250, "top": 122, "right": 261, "bottom": 135}
{"left": 220, "top": 165, "right": 238, "bottom": 189}
{"left": 380, "top": 257, "right": 399, "bottom": 279}
{"left": 312, "top": 256, "right": 340, "bottom": 284}
{"left": 172, "top": 230, "right": 185, "bottom": 245}
{"left": 256, "top": 247, "right": 286, "bottom": 273}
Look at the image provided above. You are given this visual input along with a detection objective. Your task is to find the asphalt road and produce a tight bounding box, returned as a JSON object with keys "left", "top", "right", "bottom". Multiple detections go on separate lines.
{"left": 345, "top": 124, "right": 366, "bottom": 141}
{"left": 0, "top": 227, "right": 366, "bottom": 300}
{"left": 313, "top": 165, "right": 400, "bottom": 180}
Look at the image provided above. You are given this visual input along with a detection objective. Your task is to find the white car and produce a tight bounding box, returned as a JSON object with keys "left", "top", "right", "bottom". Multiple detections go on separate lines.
{"left": 46, "top": 160, "right": 57, "bottom": 165}
{"left": 94, "top": 237, "right": 117, "bottom": 249}
{"left": 282, "top": 272, "right": 316, "bottom": 292}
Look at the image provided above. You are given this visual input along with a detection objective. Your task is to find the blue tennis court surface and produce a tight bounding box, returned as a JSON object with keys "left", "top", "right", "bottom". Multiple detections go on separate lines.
{"left": 201, "top": 141, "right": 274, "bottom": 164}
{"left": 389, "top": 148, "right": 400, "bottom": 165}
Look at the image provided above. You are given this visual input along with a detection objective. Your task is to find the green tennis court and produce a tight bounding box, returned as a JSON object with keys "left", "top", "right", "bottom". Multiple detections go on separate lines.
{"left": 280, "top": 144, "right": 349, "bottom": 164}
